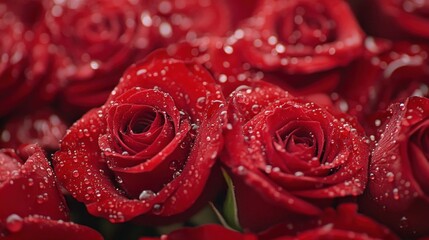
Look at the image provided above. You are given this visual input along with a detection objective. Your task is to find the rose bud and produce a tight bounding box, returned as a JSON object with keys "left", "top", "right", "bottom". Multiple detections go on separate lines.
{"left": 140, "top": 224, "right": 257, "bottom": 240}
{"left": 259, "top": 204, "right": 398, "bottom": 240}
{"left": 44, "top": 0, "right": 155, "bottom": 120}
{"left": 0, "top": 8, "right": 57, "bottom": 118}
{"left": 360, "top": 96, "right": 429, "bottom": 238}
{"left": 226, "top": 0, "right": 365, "bottom": 95}
{"left": 53, "top": 50, "right": 227, "bottom": 223}
{"left": 221, "top": 82, "right": 370, "bottom": 231}
{"left": 0, "top": 144, "right": 102, "bottom": 239}
{"left": 361, "top": 0, "right": 429, "bottom": 40}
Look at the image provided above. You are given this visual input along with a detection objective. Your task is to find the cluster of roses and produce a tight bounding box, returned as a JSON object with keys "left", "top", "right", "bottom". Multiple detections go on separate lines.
{"left": 1, "top": 0, "right": 429, "bottom": 239}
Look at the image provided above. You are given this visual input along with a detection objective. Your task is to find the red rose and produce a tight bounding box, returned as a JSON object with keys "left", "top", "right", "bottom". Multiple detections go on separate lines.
{"left": 224, "top": 0, "right": 364, "bottom": 95}
{"left": 140, "top": 224, "right": 257, "bottom": 240}
{"left": 259, "top": 204, "right": 398, "bottom": 240}
{"left": 0, "top": 144, "right": 102, "bottom": 240}
{"left": 45, "top": 0, "right": 154, "bottom": 119}
{"left": 361, "top": 0, "right": 429, "bottom": 40}
{"left": 221, "top": 82, "right": 369, "bottom": 231}
{"left": 360, "top": 96, "right": 429, "bottom": 238}
{"left": 0, "top": 109, "right": 68, "bottom": 151}
{"left": 338, "top": 41, "right": 429, "bottom": 123}
{"left": 0, "top": 9, "right": 57, "bottom": 118}
{"left": 53, "top": 50, "right": 227, "bottom": 223}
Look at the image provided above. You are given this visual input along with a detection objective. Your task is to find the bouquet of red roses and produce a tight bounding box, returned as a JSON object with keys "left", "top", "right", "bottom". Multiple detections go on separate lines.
{"left": 1, "top": 0, "right": 429, "bottom": 239}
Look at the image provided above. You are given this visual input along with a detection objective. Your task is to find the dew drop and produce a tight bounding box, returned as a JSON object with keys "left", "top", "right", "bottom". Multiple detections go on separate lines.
{"left": 374, "top": 119, "right": 381, "bottom": 127}
{"left": 400, "top": 216, "right": 408, "bottom": 229}
{"left": 237, "top": 165, "right": 246, "bottom": 175}
{"left": 6, "top": 214, "right": 23, "bottom": 233}
{"left": 90, "top": 60, "right": 100, "bottom": 70}
{"left": 392, "top": 188, "right": 400, "bottom": 200}
{"left": 159, "top": 22, "right": 172, "bottom": 38}
{"left": 141, "top": 11, "right": 152, "bottom": 27}
{"left": 386, "top": 172, "right": 394, "bottom": 182}
{"left": 139, "top": 190, "right": 156, "bottom": 200}
{"left": 218, "top": 74, "right": 227, "bottom": 83}
{"left": 72, "top": 170, "right": 79, "bottom": 178}
{"left": 152, "top": 204, "right": 164, "bottom": 215}
{"left": 223, "top": 45, "right": 233, "bottom": 54}
{"left": 27, "top": 178, "right": 34, "bottom": 186}
{"left": 196, "top": 97, "right": 206, "bottom": 109}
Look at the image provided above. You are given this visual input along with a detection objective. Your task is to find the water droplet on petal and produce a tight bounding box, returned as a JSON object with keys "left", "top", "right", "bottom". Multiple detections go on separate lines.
{"left": 386, "top": 172, "right": 394, "bottom": 182}
{"left": 393, "top": 188, "right": 400, "bottom": 200}
{"left": 139, "top": 190, "right": 156, "bottom": 200}
{"left": 6, "top": 214, "right": 23, "bottom": 232}
{"left": 72, "top": 170, "right": 79, "bottom": 178}
{"left": 196, "top": 97, "right": 206, "bottom": 109}
{"left": 152, "top": 204, "right": 164, "bottom": 215}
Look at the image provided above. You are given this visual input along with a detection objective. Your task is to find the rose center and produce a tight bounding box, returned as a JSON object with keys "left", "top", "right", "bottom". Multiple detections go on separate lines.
{"left": 277, "top": 3, "right": 336, "bottom": 47}
{"left": 129, "top": 110, "right": 158, "bottom": 134}
{"left": 276, "top": 126, "right": 317, "bottom": 160}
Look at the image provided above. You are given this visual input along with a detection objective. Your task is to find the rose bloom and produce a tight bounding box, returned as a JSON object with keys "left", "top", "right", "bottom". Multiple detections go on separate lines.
{"left": 44, "top": 0, "right": 154, "bottom": 119}
{"left": 221, "top": 82, "right": 369, "bottom": 231}
{"left": 0, "top": 5, "right": 57, "bottom": 118}
{"left": 259, "top": 204, "right": 398, "bottom": 240}
{"left": 53, "top": 50, "right": 227, "bottom": 223}
{"left": 361, "top": 0, "right": 429, "bottom": 40}
{"left": 0, "top": 145, "right": 102, "bottom": 240}
{"left": 360, "top": 96, "right": 429, "bottom": 238}
{"left": 140, "top": 224, "right": 257, "bottom": 240}
{"left": 224, "top": 0, "right": 365, "bottom": 95}
{"left": 337, "top": 40, "right": 429, "bottom": 123}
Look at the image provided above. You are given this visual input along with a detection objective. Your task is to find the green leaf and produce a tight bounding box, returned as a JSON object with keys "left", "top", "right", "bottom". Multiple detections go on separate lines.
{"left": 208, "top": 202, "right": 231, "bottom": 230}
{"left": 221, "top": 168, "right": 242, "bottom": 231}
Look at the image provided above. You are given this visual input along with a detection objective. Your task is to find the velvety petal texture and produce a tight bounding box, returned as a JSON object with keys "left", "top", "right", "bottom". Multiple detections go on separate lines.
{"left": 221, "top": 82, "right": 369, "bottom": 231}
{"left": 259, "top": 204, "right": 398, "bottom": 240}
{"left": 0, "top": 145, "right": 69, "bottom": 225}
{"left": 360, "top": 96, "right": 429, "bottom": 238}
{"left": 0, "top": 144, "right": 102, "bottom": 239}
{"left": 53, "top": 50, "right": 227, "bottom": 223}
